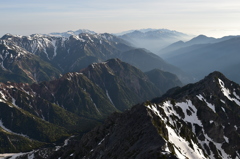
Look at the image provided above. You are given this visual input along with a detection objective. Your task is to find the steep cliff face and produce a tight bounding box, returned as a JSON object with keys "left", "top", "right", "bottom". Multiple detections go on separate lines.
{"left": 39, "top": 71, "right": 239, "bottom": 159}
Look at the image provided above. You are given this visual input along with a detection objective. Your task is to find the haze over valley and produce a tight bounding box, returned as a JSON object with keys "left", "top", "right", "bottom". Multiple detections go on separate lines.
{"left": 0, "top": 0, "right": 240, "bottom": 158}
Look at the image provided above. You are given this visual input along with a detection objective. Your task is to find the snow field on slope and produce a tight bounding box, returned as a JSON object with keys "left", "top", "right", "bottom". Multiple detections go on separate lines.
{"left": 218, "top": 78, "right": 240, "bottom": 106}
{"left": 147, "top": 102, "right": 206, "bottom": 159}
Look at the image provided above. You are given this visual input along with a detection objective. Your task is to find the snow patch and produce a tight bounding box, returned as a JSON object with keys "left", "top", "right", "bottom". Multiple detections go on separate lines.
{"left": 7, "top": 153, "right": 25, "bottom": 159}
{"left": 220, "top": 99, "right": 225, "bottom": 104}
{"left": 233, "top": 91, "right": 240, "bottom": 100}
{"left": 11, "top": 97, "right": 19, "bottom": 108}
{"left": 90, "top": 97, "right": 101, "bottom": 114}
{"left": 166, "top": 125, "right": 207, "bottom": 159}
{"left": 218, "top": 78, "right": 240, "bottom": 106}
{"left": 106, "top": 90, "right": 115, "bottom": 107}
{"left": 177, "top": 100, "right": 203, "bottom": 127}
{"left": 0, "top": 120, "right": 29, "bottom": 138}
{"left": 98, "top": 138, "right": 105, "bottom": 145}
{"left": 147, "top": 101, "right": 207, "bottom": 159}
{"left": 204, "top": 133, "right": 231, "bottom": 159}
{"left": 221, "top": 107, "right": 226, "bottom": 113}
{"left": 147, "top": 104, "right": 163, "bottom": 120}
{"left": 197, "top": 94, "right": 216, "bottom": 113}
{"left": 51, "top": 39, "right": 57, "bottom": 58}
{"left": 223, "top": 136, "right": 229, "bottom": 143}
{"left": 0, "top": 91, "right": 8, "bottom": 104}
{"left": 28, "top": 153, "right": 35, "bottom": 159}
{"left": 63, "top": 135, "right": 74, "bottom": 147}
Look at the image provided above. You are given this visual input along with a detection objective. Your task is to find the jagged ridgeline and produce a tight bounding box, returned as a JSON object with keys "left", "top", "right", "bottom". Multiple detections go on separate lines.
{"left": 39, "top": 71, "right": 239, "bottom": 159}
{"left": 0, "top": 59, "right": 182, "bottom": 153}
{"left": 0, "top": 41, "right": 61, "bottom": 83}
{"left": 0, "top": 33, "right": 192, "bottom": 84}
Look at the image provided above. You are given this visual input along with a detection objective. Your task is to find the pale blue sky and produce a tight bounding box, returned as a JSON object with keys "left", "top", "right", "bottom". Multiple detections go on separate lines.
{"left": 1, "top": 0, "right": 240, "bottom": 37}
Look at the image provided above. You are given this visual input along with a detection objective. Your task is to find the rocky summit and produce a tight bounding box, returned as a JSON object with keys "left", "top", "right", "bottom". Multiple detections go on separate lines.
{"left": 29, "top": 71, "right": 240, "bottom": 159}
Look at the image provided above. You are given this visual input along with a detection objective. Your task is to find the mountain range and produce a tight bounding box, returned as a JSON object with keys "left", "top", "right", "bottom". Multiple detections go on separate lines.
{"left": 15, "top": 71, "right": 240, "bottom": 159}
{"left": 160, "top": 34, "right": 240, "bottom": 55}
{"left": 119, "top": 29, "right": 193, "bottom": 53}
{"left": 0, "top": 32, "right": 193, "bottom": 84}
{"left": 0, "top": 59, "right": 182, "bottom": 153}
{"left": 0, "top": 29, "right": 239, "bottom": 159}
{"left": 0, "top": 40, "right": 61, "bottom": 83}
{"left": 161, "top": 35, "right": 240, "bottom": 84}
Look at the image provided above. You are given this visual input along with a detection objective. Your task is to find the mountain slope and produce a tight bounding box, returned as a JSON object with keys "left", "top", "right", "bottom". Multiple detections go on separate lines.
{"left": 40, "top": 71, "right": 240, "bottom": 159}
{"left": 79, "top": 59, "right": 164, "bottom": 111}
{"left": 1, "top": 33, "right": 133, "bottom": 74}
{"left": 145, "top": 69, "right": 183, "bottom": 93}
{"left": 0, "top": 59, "right": 183, "bottom": 153}
{"left": 118, "top": 48, "right": 193, "bottom": 84}
{"left": 0, "top": 41, "right": 61, "bottom": 83}
{"left": 163, "top": 37, "right": 240, "bottom": 84}
{"left": 0, "top": 81, "right": 100, "bottom": 152}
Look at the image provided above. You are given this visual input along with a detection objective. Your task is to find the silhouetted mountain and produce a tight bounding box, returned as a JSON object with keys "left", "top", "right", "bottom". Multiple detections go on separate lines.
{"left": 34, "top": 71, "right": 239, "bottom": 159}
{"left": 145, "top": 69, "right": 183, "bottom": 93}
{"left": 118, "top": 48, "right": 193, "bottom": 84}
{"left": 163, "top": 37, "right": 240, "bottom": 84}
{"left": 160, "top": 34, "right": 240, "bottom": 56}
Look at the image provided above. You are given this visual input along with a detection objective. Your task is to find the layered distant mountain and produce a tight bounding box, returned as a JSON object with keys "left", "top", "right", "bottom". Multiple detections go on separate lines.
{"left": 161, "top": 35, "right": 240, "bottom": 84}
{"left": 1, "top": 32, "right": 192, "bottom": 84}
{"left": 32, "top": 71, "right": 240, "bottom": 159}
{"left": 118, "top": 28, "right": 193, "bottom": 53}
{"left": 160, "top": 34, "right": 240, "bottom": 55}
{"left": 0, "top": 59, "right": 182, "bottom": 152}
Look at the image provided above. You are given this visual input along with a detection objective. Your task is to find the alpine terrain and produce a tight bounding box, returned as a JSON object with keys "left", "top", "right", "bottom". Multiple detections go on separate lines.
{"left": 20, "top": 71, "right": 240, "bottom": 159}
{"left": 0, "top": 32, "right": 192, "bottom": 84}
{"left": 0, "top": 40, "right": 61, "bottom": 83}
{"left": 0, "top": 59, "right": 182, "bottom": 153}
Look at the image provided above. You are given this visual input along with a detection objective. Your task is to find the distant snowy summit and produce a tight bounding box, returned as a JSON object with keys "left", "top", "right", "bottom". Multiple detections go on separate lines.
{"left": 46, "top": 29, "right": 96, "bottom": 37}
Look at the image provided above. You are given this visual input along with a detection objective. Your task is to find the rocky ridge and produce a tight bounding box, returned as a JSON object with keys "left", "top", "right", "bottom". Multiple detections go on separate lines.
{"left": 31, "top": 71, "right": 240, "bottom": 159}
